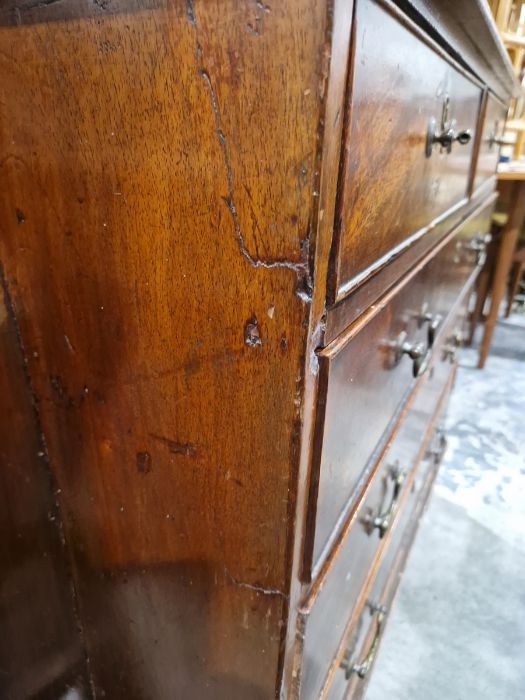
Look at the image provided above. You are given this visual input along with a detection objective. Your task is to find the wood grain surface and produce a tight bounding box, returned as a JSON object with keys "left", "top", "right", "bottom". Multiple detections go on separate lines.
{"left": 0, "top": 1, "right": 329, "bottom": 696}
{"left": 329, "top": 0, "right": 482, "bottom": 303}
{"left": 0, "top": 0, "right": 516, "bottom": 698}
{"left": 300, "top": 364, "right": 455, "bottom": 700}
{"left": 324, "top": 192, "right": 496, "bottom": 343}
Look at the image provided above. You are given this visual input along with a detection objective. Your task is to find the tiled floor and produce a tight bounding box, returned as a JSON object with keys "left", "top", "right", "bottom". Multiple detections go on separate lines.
{"left": 365, "top": 314, "right": 525, "bottom": 700}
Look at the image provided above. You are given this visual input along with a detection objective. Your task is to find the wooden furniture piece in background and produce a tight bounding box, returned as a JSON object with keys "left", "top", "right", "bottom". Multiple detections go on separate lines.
{"left": 0, "top": 1, "right": 517, "bottom": 698}
{"left": 478, "top": 166, "right": 525, "bottom": 367}
{"left": 505, "top": 245, "right": 525, "bottom": 314}
{"left": 488, "top": 0, "right": 525, "bottom": 156}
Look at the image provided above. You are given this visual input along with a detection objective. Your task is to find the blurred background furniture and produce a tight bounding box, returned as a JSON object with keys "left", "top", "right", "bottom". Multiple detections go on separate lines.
{"left": 466, "top": 3, "right": 525, "bottom": 366}
{"left": 506, "top": 245, "right": 525, "bottom": 314}
{"left": 476, "top": 167, "right": 525, "bottom": 367}
{"left": 491, "top": 0, "right": 525, "bottom": 156}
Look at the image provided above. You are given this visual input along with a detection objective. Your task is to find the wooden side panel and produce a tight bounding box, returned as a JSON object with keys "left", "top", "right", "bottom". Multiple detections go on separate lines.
{"left": 0, "top": 1, "right": 328, "bottom": 696}
{"left": 0, "top": 281, "right": 89, "bottom": 699}
{"left": 282, "top": 0, "right": 356, "bottom": 694}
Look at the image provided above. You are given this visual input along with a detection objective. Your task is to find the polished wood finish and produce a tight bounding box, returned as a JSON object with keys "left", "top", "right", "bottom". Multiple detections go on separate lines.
{"left": 281, "top": 0, "right": 356, "bottom": 693}
{"left": 305, "top": 205, "right": 492, "bottom": 578}
{"left": 329, "top": 0, "right": 482, "bottom": 303}
{"left": 310, "top": 371, "right": 455, "bottom": 700}
{"left": 330, "top": 433, "right": 441, "bottom": 700}
{"left": 307, "top": 279, "right": 428, "bottom": 575}
{"left": 296, "top": 280, "right": 472, "bottom": 698}
{"left": 0, "top": 0, "right": 514, "bottom": 697}
{"left": 0, "top": 281, "right": 89, "bottom": 699}
{"left": 325, "top": 192, "right": 497, "bottom": 343}
{"left": 299, "top": 361, "right": 451, "bottom": 700}
{"left": 428, "top": 200, "right": 495, "bottom": 320}
{"left": 0, "top": 2, "right": 330, "bottom": 697}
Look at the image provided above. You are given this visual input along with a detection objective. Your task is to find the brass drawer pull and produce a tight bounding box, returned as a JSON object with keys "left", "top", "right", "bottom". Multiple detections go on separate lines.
{"left": 365, "top": 463, "right": 407, "bottom": 538}
{"left": 340, "top": 602, "right": 387, "bottom": 680}
{"left": 427, "top": 123, "right": 472, "bottom": 155}
{"left": 425, "top": 95, "right": 472, "bottom": 157}
{"left": 391, "top": 331, "right": 431, "bottom": 377}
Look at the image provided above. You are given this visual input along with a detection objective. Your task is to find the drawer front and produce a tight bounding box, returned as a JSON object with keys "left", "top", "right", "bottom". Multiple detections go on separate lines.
{"left": 309, "top": 275, "right": 430, "bottom": 573}
{"left": 298, "top": 361, "right": 451, "bottom": 700}
{"left": 325, "top": 193, "right": 496, "bottom": 344}
{"left": 326, "top": 435, "right": 440, "bottom": 700}
{"left": 306, "top": 197, "right": 493, "bottom": 577}
{"left": 330, "top": 0, "right": 482, "bottom": 302}
{"left": 426, "top": 200, "right": 494, "bottom": 322}
{"left": 473, "top": 92, "right": 508, "bottom": 195}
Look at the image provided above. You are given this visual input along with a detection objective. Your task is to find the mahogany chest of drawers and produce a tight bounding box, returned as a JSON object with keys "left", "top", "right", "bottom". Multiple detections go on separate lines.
{"left": 0, "top": 0, "right": 517, "bottom": 698}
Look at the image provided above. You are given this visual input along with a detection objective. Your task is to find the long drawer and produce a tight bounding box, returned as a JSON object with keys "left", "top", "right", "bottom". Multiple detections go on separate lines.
{"left": 325, "top": 425, "right": 444, "bottom": 700}
{"left": 297, "top": 349, "right": 455, "bottom": 700}
{"left": 328, "top": 0, "right": 482, "bottom": 304}
{"left": 325, "top": 193, "right": 496, "bottom": 343}
{"left": 303, "top": 200, "right": 492, "bottom": 579}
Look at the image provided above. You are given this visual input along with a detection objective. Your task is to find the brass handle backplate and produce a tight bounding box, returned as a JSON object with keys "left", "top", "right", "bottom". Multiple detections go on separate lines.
{"left": 340, "top": 602, "right": 387, "bottom": 680}
{"left": 489, "top": 135, "right": 514, "bottom": 148}
{"left": 469, "top": 233, "right": 491, "bottom": 266}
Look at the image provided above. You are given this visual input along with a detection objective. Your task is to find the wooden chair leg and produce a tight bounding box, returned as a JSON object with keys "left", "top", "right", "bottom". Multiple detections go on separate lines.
{"left": 468, "top": 263, "right": 492, "bottom": 345}
{"left": 479, "top": 181, "right": 525, "bottom": 368}
{"left": 506, "top": 261, "right": 525, "bottom": 317}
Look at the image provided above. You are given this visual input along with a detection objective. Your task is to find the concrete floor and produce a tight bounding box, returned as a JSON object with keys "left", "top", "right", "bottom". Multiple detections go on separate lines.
{"left": 365, "top": 315, "right": 525, "bottom": 700}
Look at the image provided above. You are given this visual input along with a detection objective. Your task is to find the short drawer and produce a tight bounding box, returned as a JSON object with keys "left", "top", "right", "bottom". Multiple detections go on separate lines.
{"left": 297, "top": 363, "right": 450, "bottom": 700}
{"left": 472, "top": 92, "right": 508, "bottom": 195}
{"left": 329, "top": 0, "right": 482, "bottom": 303}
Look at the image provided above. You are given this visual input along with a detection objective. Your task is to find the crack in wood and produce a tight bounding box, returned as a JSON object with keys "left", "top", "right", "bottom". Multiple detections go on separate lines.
{"left": 224, "top": 568, "right": 288, "bottom": 599}
{"left": 186, "top": 3, "right": 312, "bottom": 298}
